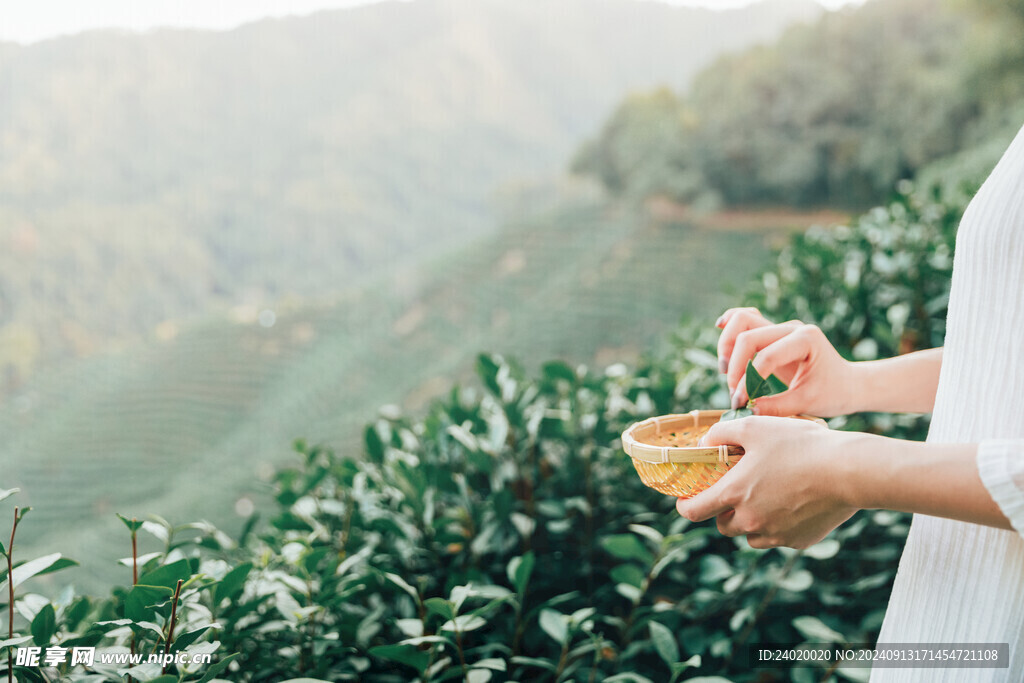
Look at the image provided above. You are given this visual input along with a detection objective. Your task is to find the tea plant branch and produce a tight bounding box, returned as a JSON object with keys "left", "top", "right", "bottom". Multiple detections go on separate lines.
{"left": 586, "top": 632, "right": 603, "bottom": 683}
{"left": 453, "top": 622, "right": 469, "bottom": 681}
{"left": 553, "top": 635, "right": 571, "bottom": 681}
{"left": 300, "top": 576, "right": 322, "bottom": 674}
{"left": 728, "top": 549, "right": 802, "bottom": 665}
{"left": 7, "top": 506, "right": 20, "bottom": 683}
{"left": 581, "top": 440, "right": 596, "bottom": 597}
{"left": 131, "top": 524, "right": 138, "bottom": 660}
{"left": 117, "top": 513, "right": 144, "bottom": 673}
{"left": 621, "top": 549, "right": 663, "bottom": 647}
{"left": 161, "top": 579, "right": 184, "bottom": 674}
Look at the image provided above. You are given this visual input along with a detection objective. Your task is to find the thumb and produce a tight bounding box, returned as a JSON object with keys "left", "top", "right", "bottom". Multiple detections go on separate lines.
{"left": 678, "top": 419, "right": 748, "bottom": 521}
{"left": 676, "top": 486, "right": 730, "bottom": 523}
{"left": 750, "top": 389, "right": 805, "bottom": 417}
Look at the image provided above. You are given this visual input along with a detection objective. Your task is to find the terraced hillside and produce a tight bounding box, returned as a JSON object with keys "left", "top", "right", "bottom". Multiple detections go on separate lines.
{"left": 1, "top": 198, "right": 783, "bottom": 590}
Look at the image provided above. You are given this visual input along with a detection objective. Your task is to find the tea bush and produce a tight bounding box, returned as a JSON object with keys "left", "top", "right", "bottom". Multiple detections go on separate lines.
{"left": 0, "top": 184, "right": 963, "bottom": 682}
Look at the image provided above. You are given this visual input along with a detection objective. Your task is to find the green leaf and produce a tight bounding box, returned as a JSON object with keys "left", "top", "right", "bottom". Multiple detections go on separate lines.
{"left": 2, "top": 553, "right": 72, "bottom": 590}
{"left": 792, "top": 615, "right": 845, "bottom": 643}
{"left": 601, "top": 534, "right": 655, "bottom": 564}
{"left": 64, "top": 597, "right": 91, "bottom": 632}
{"left": 439, "top": 615, "right": 487, "bottom": 633}
{"left": 129, "top": 621, "right": 166, "bottom": 639}
{"left": 476, "top": 354, "right": 502, "bottom": 396}
{"left": 193, "top": 653, "right": 240, "bottom": 683}
{"left": 609, "top": 564, "right": 645, "bottom": 589}
{"left": 804, "top": 539, "right": 841, "bottom": 560}
{"left": 32, "top": 557, "right": 78, "bottom": 580}
{"left": 507, "top": 551, "right": 535, "bottom": 596}
{"left": 30, "top": 603, "right": 56, "bottom": 647}
{"left": 397, "top": 635, "right": 453, "bottom": 647}
{"left": 649, "top": 620, "right": 679, "bottom": 665}
{"left": 0, "top": 636, "right": 33, "bottom": 651}
{"left": 509, "top": 656, "right": 558, "bottom": 673}
{"left": 95, "top": 618, "right": 133, "bottom": 628}
{"left": 779, "top": 569, "right": 814, "bottom": 593}
{"left": 474, "top": 658, "right": 507, "bottom": 672}
{"left": 364, "top": 424, "right": 385, "bottom": 461}
{"left": 169, "top": 623, "right": 220, "bottom": 654}
{"left": 125, "top": 584, "right": 174, "bottom": 622}
{"left": 628, "top": 524, "right": 663, "bottom": 546}
{"left": 604, "top": 674, "right": 655, "bottom": 683}
{"left": 381, "top": 572, "right": 420, "bottom": 603}
{"left": 766, "top": 372, "right": 789, "bottom": 395}
{"left": 719, "top": 407, "right": 753, "bottom": 422}
{"left": 539, "top": 609, "right": 568, "bottom": 645}
{"left": 137, "top": 558, "right": 191, "bottom": 590}
{"left": 369, "top": 644, "right": 430, "bottom": 673}
{"left": 744, "top": 359, "right": 788, "bottom": 401}
{"left": 542, "top": 361, "right": 577, "bottom": 383}
{"left": 270, "top": 511, "right": 313, "bottom": 532}
{"left": 118, "top": 663, "right": 164, "bottom": 680}
{"left": 117, "top": 514, "right": 144, "bottom": 533}
{"left": 215, "top": 561, "right": 252, "bottom": 604}
{"left": 616, "top": 583, "right": 642, "bottom": 602}
{"left": 424, "top": 597, "right": 453, "bottom": 621}
{"left": 669, "top": 655, "right": 702, "bottom": 680}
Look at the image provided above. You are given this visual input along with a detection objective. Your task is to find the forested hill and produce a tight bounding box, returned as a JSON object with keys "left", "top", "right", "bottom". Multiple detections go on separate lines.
{"left": 0, "top": 0, "right": 821, "bottom": 392}
{"left": 573, "top": 0, "right": 1024, "bottom": 210}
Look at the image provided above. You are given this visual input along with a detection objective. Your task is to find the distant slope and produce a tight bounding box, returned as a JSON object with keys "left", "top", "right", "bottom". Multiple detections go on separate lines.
{"left": 1, "top": 193, "right": 779, "bottom": 591}
{"left": 0, "top": 0, "right": 821, "bottom": 388}
{"left": 572, "top": 0, "right": 1024, "bottom": 209}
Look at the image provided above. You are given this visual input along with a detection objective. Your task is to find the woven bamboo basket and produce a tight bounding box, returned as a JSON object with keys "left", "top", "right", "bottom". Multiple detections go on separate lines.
{"left": 621, "top": 410, "right": 825, "bottom": 498}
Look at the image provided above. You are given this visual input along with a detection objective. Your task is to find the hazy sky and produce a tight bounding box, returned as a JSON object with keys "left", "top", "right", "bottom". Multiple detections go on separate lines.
{"left": 0, "top": 0, "right": 864, "bottom": 45}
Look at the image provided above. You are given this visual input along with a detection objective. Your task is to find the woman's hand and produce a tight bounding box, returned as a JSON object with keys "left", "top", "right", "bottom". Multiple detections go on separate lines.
{"left": 675, "top": 416, "right": 858, "bottom": 549}
{"left": 716, "top": 307, "right": 858, "bottom": 418}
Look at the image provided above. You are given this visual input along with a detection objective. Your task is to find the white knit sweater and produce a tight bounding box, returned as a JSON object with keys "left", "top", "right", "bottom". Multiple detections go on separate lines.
{"left": 871, "top": 123, "right": 1024, "bottom": 681}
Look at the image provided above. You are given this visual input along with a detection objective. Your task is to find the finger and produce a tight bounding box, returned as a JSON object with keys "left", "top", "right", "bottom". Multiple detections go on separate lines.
{"left": 676, "top": 488, "right": 732, "bottom": 523}
{"left": 717, "top": 309, "right": 770, "bottom": 380}
{"left": 746, "top": 534, "right": 780, "bottom": 549}
{"left": 727, "top": 322, "right": 802, "bottom": 400}
{"left": 749, "top": 389, "right": 806, "bottom": 417}
{"left": 699, "top": 414, "right": 756, "bottom": 449}
{"left": 715, "top": 306, "right": 760, "bottom": 330}
{"left": 749, "top": 324, "right": 818, "bottom": 381}
{"left": 716, "top": 510, "right": 743, "bottom": 537}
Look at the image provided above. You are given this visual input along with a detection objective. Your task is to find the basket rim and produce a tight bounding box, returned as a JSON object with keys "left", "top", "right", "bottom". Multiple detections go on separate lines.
{"left": 621, "top": 410, "right": 825, "bottom": 465}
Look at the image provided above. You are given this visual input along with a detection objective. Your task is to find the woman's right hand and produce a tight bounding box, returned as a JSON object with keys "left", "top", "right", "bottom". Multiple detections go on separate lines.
{"left": 716, "top": 307, "right": 859, "bottom": 418}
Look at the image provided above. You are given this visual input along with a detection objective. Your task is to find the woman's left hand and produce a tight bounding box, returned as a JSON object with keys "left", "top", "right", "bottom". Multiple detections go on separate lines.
{"left": 676, "top": 416, "right": 859, "bottom": 549}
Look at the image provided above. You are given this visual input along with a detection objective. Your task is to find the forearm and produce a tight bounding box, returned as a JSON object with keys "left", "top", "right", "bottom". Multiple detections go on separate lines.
{"left": 832, "top": 431, "right": 1011, "bottom": 531}
{"left": 849, "top": 347, "right": 942, "bottom": 414}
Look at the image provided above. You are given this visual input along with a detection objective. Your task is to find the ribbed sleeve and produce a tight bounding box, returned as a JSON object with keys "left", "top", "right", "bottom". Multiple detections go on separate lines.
{"left": 977, "top": 440, "right": 1024, "bottom": 539}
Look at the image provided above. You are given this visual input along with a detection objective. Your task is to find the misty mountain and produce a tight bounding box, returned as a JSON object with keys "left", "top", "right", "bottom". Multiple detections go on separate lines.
{"left": 0, "top": 0, "right": 821, "bottom": 385}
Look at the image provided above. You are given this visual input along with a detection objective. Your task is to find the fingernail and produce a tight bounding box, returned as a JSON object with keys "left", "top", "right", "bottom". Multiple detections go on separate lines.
{"left": 718, "top": 358, "right": 728, "bottom": 374}
{"left": 715, "top": 315, "right": 725, "bottom": 328}
{"left": 750, "top": 399, "right": 760, "bottom": 415}
{"left": 731, "top": 388, "right": 743, "bottom": 409}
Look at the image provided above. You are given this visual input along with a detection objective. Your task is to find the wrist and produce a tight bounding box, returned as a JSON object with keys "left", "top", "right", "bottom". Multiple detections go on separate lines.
{"left": 836, "top": 360, "right": 872, "bottom": 415}
{"left": 827, "top": 431, "right": 890, "bottom": 510}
